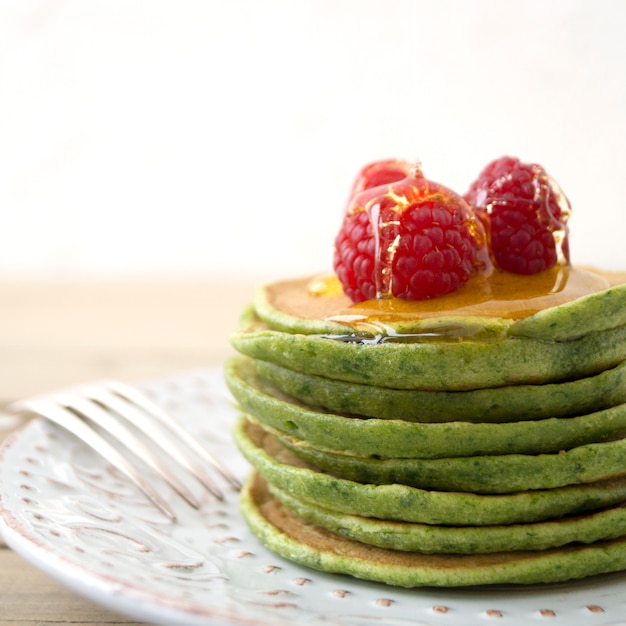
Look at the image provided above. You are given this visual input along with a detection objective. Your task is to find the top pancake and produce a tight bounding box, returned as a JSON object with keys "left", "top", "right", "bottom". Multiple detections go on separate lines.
{"left": 254, "top": 268, "right": 626, "bottom": 341}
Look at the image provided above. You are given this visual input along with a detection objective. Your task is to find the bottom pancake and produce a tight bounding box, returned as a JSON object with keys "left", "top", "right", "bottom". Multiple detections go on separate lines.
{"left": 241, "top": 472, "right": 626, "bottom": 587}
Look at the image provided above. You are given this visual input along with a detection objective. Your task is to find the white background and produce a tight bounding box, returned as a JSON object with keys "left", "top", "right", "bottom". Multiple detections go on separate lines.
{"left": 1, "top": 0, "right": 625, "bottom": 282}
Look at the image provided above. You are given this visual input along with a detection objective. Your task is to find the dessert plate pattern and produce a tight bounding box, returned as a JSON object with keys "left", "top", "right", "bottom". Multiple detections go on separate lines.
{"left": 1, "top": 368, "right": 626, "bottom": 626}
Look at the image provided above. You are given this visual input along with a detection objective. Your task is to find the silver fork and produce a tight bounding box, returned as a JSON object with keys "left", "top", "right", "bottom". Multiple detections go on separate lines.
{"left": 8, "top": 381, "right": 241, "bottom": 520}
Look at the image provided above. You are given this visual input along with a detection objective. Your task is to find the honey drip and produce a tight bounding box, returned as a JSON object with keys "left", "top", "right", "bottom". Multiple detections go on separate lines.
{"left": 545, "top": 173, "right": 572, "bottom": 266}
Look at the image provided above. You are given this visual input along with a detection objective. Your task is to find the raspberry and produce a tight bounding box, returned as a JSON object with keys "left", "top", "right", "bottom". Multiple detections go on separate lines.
{"left": 347, "top": 158, "right": 413, "bottom": 199}
{"left": 464, "top": 156, "right": 571, "bottom": 274}
{"left": 334, "top": 167, "right": 488, "bottom": 302}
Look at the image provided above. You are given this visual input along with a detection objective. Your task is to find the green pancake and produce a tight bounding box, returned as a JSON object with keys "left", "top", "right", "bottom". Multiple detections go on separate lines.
{"left": 231, "top": 307, "right": 626, "bottom": 391}
{"left": 226, "top": 356, "right": 626, "bottom": 458}
{"left": 233, "top": 418, "right": 626, "bottom": 526}
{"left": 269, "top": 480, "right": 626, "bottom": 554}
{"left": 510, "top": 281, "right": 626, "bottom": 340}
{"left": 253, "top": 271, "right": 626, "bottom": 341}
{"left": 278, "top": 429, "right": 626, "bottom": 494}
{"left": 251, "top": 356, "right": 626, "bottom": 423}
{"left": 242, "top": 472, "right": 626, "bottom": 587}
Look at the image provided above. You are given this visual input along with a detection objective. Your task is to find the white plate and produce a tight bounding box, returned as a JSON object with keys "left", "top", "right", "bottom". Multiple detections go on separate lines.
{"left": 2, "top": 368, "right": 626, "bottom": 626}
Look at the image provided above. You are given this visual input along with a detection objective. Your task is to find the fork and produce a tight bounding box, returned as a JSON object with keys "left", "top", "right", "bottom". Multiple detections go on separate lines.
{"left": 8, "top": 381, "right": 241, "bottom": 520}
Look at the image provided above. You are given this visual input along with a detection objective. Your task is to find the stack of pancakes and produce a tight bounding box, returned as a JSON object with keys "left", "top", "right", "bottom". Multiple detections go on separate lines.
{"left": 227, "top": 268, "right": 626, "bottom": 586}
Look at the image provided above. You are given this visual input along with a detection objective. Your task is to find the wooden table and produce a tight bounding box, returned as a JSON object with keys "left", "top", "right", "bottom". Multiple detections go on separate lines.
{"left": 0, "top": 277, "right": 256, "bottom": 625}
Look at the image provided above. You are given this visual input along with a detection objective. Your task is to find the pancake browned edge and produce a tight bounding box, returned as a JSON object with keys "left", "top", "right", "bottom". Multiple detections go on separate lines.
{"left": 241, "top": 472, "right": 626, "bottom": 588}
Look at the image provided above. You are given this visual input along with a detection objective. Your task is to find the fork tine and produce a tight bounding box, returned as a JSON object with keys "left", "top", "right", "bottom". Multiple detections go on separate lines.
{"left": 57, "top": 394, "right": 203, "bottom": 510}
{"left": 9, "top": 380, "right": 240, "bottom": 517}
{"left": 10, "top": 399, "right": 177, "bottom": 521}
{"left": 82, "top": 385, "right": 224, "bottom": 501}
{"left": 105, "top": 381, "right": 242, "bottom": 491}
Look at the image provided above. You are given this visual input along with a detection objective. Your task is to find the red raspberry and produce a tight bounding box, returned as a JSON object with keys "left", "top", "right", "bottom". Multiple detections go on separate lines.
{"left": 464, "top": 156, "right": 571, "bottom": 274}
{"left": 347, "top": 158, "right": 413, "bottom": 198}
{"left": 334, "top": 167, "right": 488, "bottom": 302}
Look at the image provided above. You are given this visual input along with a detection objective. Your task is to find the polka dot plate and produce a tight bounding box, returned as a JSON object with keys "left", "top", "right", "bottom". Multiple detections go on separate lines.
{"left": 1, "top": 368, "right": 626, "bottom": 626}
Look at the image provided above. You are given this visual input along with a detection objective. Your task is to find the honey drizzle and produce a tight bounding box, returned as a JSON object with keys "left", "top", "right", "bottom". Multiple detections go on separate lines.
{"left": 308, "top": 267, "right": 609, "bottom": 331}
